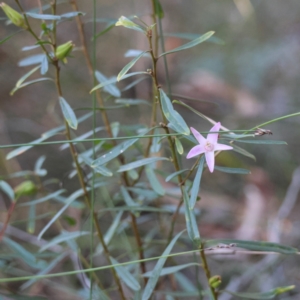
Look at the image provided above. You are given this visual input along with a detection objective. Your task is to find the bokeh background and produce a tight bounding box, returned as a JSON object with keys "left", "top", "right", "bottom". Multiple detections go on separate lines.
{"left": 1, "top": 0, "right": 300, "bottom": 299}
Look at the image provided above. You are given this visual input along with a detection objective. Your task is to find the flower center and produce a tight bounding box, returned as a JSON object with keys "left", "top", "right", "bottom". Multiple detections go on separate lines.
{"left": 204, "top": 141, "right": 214, "bottom": 152}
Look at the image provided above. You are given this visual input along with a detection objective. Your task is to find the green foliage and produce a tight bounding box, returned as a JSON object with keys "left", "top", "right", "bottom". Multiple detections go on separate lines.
{"left": 0, "top": 1, "right": 298, "bottom": 300}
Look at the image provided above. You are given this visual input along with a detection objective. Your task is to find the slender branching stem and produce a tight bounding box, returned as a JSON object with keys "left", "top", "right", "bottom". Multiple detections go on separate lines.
{"left": 199, "top": 243, "right": 218, "bottom": 300}
{"left": 147, "top": 18, "right": 218, "bottom": 300}
{"left": 69, "top": 0, "right": 147, "bottom": 283}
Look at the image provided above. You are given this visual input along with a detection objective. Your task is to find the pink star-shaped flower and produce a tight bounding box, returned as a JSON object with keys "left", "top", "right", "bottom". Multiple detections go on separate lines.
{"left": 186, "top": 122, "right": 233, "bottom": 173}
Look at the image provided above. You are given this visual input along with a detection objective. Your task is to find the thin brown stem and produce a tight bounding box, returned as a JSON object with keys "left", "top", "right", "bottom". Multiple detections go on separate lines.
{"left": 0, "top": 201, "right": 16, "bottom": 241}
{"left": 147, "top": 20, "right": 218, "bottom": 300}
{"left": 199, "top": 243, "right": 218, "bottom": 300}
{"left": 54, "top": 59, "right": 126, "bottom": 300}
{"left": 69, "top": 0, "right": 147, "bottom": 282}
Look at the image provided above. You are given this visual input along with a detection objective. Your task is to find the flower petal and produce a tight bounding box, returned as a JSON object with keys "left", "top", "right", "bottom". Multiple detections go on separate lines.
{"left": 190, "top": 127, "right": 206, "bottom": 145}
{"left": 186, "top": 145, "right": 205, "bottom": 159}
{"left": 205, "top": 151, "right": 215, "bottom": 173}
{"left": 214, "top": 143, "right": 233, "bottom": 151}
{"left": 207, "top": 122, "right": 221, "bottom": 145}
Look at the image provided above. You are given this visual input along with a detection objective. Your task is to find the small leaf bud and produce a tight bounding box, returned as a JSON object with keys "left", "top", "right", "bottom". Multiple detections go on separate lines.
{"left": 0, "top": 3, "right": 27, "bottom": 29}
{"left": 55, "top": 41, "right": 74, "bottom": 63}
{"left": 209, "top": 275, "right": 222, "bottom": 289}
{"left": 14, "top": 181, "right": 37, "bottom": 198}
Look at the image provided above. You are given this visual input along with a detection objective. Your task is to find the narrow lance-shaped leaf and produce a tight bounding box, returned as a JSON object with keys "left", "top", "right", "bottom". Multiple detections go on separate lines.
{"left": 6, "top": 112, "right": 92, "bottom": 160}
{"left": 204, "top": 239, "right": 298, "bottom": 254}
{"left": 233, "top": 139, "right": 287, "bottom": 145}
{"left": 118, "top": 157, "right": 169, "bottom": 172}
{"left": 0, "top": 181, "right": 15, "bottom": 201}
{"left": 10, "top": 78, "right": 53, "bottom": 95}
{"left": 165, "top": 169, "right": 189, "bottom": 182}
{"left": 117, "top": 50, "right": 147, "bottom": 81}
{"left": 27, "top": 203, "right": 36, "bottom": 234}
{"left": 20, "top": 252, "right": 68, "bottom": 291}
{"left": 38, "top": 188, "right": 90, "bottom": 239}
{"left": 231, "top": 144, "right": 256, "bottom": 161}
{"left": 143, "top": 263, "right": 200, "bottom": 278}
{"left": 59, "top": 97, "right": 78, "bottom": 130}
{"left": 159, "top": 89, "right": 190, "bottom": 135}
{"left": 145, "top": 166, "right": 165, "bottom": 196}
{"left": 93, "top": 164, "right": 113, "bottom": 177}
{"left": 214, "top": 166, "right": 251, "bottom": 174}
{"left": 120, "top": 186, "right": 138, "bottom": 207}
{"left": 91, "top": 71, "right": 148, "bottom": 93}
{"left": 110, "top": 256, "right": 141, "bottom": 291}
{"left": 183, "top": 187, "right": 200, "bottom": 244}
{"left": 39, "top": 231, "right": 90, "bottom": 252}
{"left": 174, "top": 137, "right": 183, "bottom": 154}
{"left": 94, "top": 212, "right": 123, "bottom": 256}
{"left": 189, "top": 156, "right": 205, "bottom": 209}
{"left": 92, "top": 128, "right": 152, "bottom": 167}
{"left": 142, "top": 230, "right": 185, "bottom": 300}
{"left": 221, "top": 285, "right": 295, "bottom": 300}
{"left": 115, "top": 16, "right": 146, "bottom": 34}
{"left": 95, "top": 70, "right": 121, "bottom": 97}
{"left": 154, "top": 0, "right": 164, "bottom": 18}
{"left": 26, "top": 12, "right": 61, "bottom": 20}
{"left": 159, "top": 31, "right": 215, "bottom": 57}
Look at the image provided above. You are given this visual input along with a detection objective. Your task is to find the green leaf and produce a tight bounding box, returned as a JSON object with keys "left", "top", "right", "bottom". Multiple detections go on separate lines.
{"left": 145, "top": 166, "right": 165, "bottom": 196}
{"left": 117, "top": 50, "right": 147, "bottom": 81}
{"left": 221, "top": 286, "right": 295, "bottom": 299}
{"left": 94, "top": 212, "right": 123, "bottom": 256}
{"left": 39, "top": 231, "right": 90, "bottom": 252}
{"left": 27, "top": 203, "right": 36, "bottom": 234}
{"left": 59, "top": 96, "right": 78, "bottom": 130}
{"left": 189, "top": 156, "right": 205, "bottom": 209}
{"left": 204, "top": 239, "right": 298, "bottom": 254}
{"left": 38, "top": 188, "right": 90, "bottom": 239}
{"left": 142, "top": 230, "right": 185, "bottom": 300}
{"left": 154, "top": 0, "right": 164, "bottom": 18}
{"left": 174, "top": 137, "right": 184, "bottom": 155}
{"left": 164, "top": 32, "right": 224, "bottom": 45}
{"left": 91, "top": 71, "right": 148, "bottom": 93}
{"left": 18, "top": 54, "right": 46, "bottom": 66}
{"left": 3, "top": 237, "right": 46, "bottom": 270}
{"left": 26, "top": 12, "right": 61, "bottom": 20}
{"left": 118, "top": 157, "right": 169, "bottom": 172}
{"left": 20, "top": 252, "right": 68, "bottom": 291}
{"left": 34, "top": 155, "right": 47, "bottom": 176}
{"left": 6, "top": 113, "right": 92, "bottom": 160}
{"left": 159, "top": 31, "right": 215, "bottom": 57}
{"left": 234, "top": 140, "right": 287, "bottom": 145}
{"left": 93, "top": 23, "right": 115, "bottom": 40}
{"left": 12, "top": 65, "right": 39, "bottom": 87}
{"left": 115, "top": 16, "right": 146, "bottom": 34}
{"left": 115, "top": 98, "right": 150, "bottom": 106}
{"left": 92, "top": 130, "right": 150, "bottom": 167}
{"left": 0, "top": 30, "right": 22, "bottom": 45}
{"left": 183, "top": 187, "right": 200, "bottom": 243}
{"left": 93, "top": 164, "right": 113, "bottom": 177}
{"left": 95, "top": 70, "right": 121, "bottom": 97}
{"left": 165, "top": 169, "right": 189, "bottom": 182}
{"left": 0, "top": 180, "right": 14, "bottom": 201}
{"left": 143, "top": 263, "right": 200, "bottom": 278}
{"left": 214, "top": 166, "right": 251, "bottom": 174}
{"left": 11, "top": 77, "right": 53, "bottom": 95}
{"left": 19, "top": 190, "right": 66, "bottom": 206}
{"left": 110, "top": 257, "right": 141, "bottom": 291}
{"left": 231, "top": 144, "right": 256, "bottom": 161}
{"left": 60, "top": 11, "right": 85, "bottom": 19}
{"left": 159, "top": 89, "right": 190, "bottom": 135}
{"left": 120, "top": 185, "right": 138, "bottom": 207}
